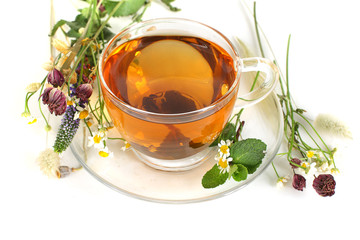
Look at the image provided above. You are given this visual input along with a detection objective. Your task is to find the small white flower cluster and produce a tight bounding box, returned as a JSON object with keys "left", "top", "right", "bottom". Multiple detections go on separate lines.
{"left": 87, "top": 123, "right": 131, "bottom": 158}
{"left": 298, "top": 150, "right": 339, "bottom": 175}
{"left": 215, "top": 140, "right": 233, "bottom": 173}
{"left": 276, "top": 150, "right": 339, "bottom": 189}
{"left": 66, "top": 96, "right": 90, "bottom": 121}
{"left": 88, "top": 125, "right": 113, "bottom": 158}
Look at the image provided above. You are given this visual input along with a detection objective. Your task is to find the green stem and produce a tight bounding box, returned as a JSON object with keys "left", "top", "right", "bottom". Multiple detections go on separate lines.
{"left": 295, "top": 111, "right": 332, "bottom": 153}
{"left": 37, "top": 76, "right": 50, "bottom": 127}
{"left": 272, "top": 162, "right": 280, "bottom": 178}
{"left": 93, "top": 0, "right": 126, "bottom": 40}
{"left": 253, "top": 2, "right": 265, "bottom": 58}
{"left": 108, "top": 137, "right": 126, "bottom": 141}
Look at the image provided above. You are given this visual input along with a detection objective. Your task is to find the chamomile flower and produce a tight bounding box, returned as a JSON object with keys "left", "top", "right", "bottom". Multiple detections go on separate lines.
{"left": 88, "top": 128, "right": 108, "bottom": 149}
{"left": 21, "top": 112, "right": 37, "bottom": 124}
{"left": 298, "top": 161, "right": 316, "bottom": 175}
{"left": 73, "top": 98, "right": 90, "bottom": 120}
{"left": 121, "top": 141, "right": 131, "bottom": 151}
{"left": 276, "top": 176, "right": 290, "bottom": 188}
{"left": 98, "top": 146, "right": 113, "bottom": 158}
{"left": 306, "top": 150, "right": 315, "bottom": 159}
{"left": 218, "top": 139, "right": 232, "bottom": 157}
{"left": 215, "top": 153, "right": 232, "bottom": 173}
{"left": 318, "top": 162, "right": 331, "bottom": 173}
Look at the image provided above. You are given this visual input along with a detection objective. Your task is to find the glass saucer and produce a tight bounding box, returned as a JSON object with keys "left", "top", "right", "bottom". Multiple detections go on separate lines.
{"left": 71, "top": 89, "right": 283, "bottom": 203}
{"left": 70, "top": 1, "right": 284, "bottom": 203}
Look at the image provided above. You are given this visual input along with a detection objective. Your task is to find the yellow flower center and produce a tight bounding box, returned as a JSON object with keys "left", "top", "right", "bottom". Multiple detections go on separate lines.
{"left": 99, "top": 151, "right": 109, "bottom": 157}
{"left": 125, "top": 142, "right": 131, "bottom": 149}
{"left": 220, "top": 145, "right": 229, "bottom": 154}
{"left": 67, "top": 100, "right": 74, "bottom": 106}
{"left": 218, "top": 158, "right": 228, "bottom": 169}
{"left": 307, "top": 151, "right": 314, "bottom": 158}
{"left": 93, "top": 135, "right": 101, "bottom": 144}
{"left": 79, "top": 110, "right": 89, "bottom": 119}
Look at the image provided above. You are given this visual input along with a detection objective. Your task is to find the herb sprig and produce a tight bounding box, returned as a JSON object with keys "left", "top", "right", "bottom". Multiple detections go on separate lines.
{"left": 23, "top": 0, "right": 179, "bottom": 178}
{"left": 202, "top": 2, "right": 339, "bottom": 197}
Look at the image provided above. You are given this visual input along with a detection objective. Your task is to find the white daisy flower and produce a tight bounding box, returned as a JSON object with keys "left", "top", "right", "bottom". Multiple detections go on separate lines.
{"left": 73, "top": 98, "right": 90, "bottom": 120}
{"left": 298, "top": 161, "right": 317, "bottom": 175}
{"left": 276, "top": 176, "right": 290, "bottom": 188}
{"left": 121, "top": 141, "right": 131, "bottom": 151}
{"left": 98, "top": 146, "right": 113, "bottom": 158}
{"left": 218, "top": 139, "right": 232, "bottom": 157}
{"left": 21, "top": 112, "right": 37, "bottom": 124}
{"left": 215, "top": 153, "right": 232, "bottom": 173}
{"left": 318, "top": 162, "right": 330, "bottom": 173}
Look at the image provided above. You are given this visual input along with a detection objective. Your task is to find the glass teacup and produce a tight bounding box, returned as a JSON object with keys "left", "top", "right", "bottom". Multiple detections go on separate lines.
{"left": 99, "top": 18, "right": 278, "bottom": 171}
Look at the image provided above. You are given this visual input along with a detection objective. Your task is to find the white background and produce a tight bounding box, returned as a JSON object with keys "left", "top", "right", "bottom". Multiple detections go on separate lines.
{"left": 1, "top": 0, "right": 359, "bottom": 239}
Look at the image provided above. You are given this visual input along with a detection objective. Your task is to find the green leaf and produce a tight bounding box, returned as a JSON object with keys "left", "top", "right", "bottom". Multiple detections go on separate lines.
{"left": 232, "top": 164, "right": 248, "bottom": 181}
{"left": 209, "top": 123, "right": 236, "bottom": 147}
{"left": 67, "top": 14, "right": 88, "bottom": 31}
{"left": 161, "top": 0, "right": 181, "bottom": 11}
{"left": 50, "top": 19, "right": 67, "bottom": 36}
{"left": 244, "top": 162, "right": 261, "bottom": 174}
{"left": 228, "top": 164, "right": 238, "bottom": 179}
{"left": 202, "top": 164, "right": 229, "bottom": 188}
{"left": 101, "top": 27, "right": 115, "bottom": 41}
{"left": 103, "top": 0, "right": 146, "bottom": 17}
{"left": 230, "top": 138, "right": 266, "bottom": 166}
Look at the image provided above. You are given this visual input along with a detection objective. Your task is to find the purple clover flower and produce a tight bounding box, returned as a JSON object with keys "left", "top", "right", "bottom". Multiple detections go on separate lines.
{"left": 47, "top": 68, "right": 65, "bottom": 88}
{"left": 292, "top": 174, "right": 306, "bottom": 191}
{"left": 41, "top": 87, "right": 67, "bottom": 116}
{"left": 75, "top": 83, "right": 93, "bottom": 101}
{"left": 313, "top": 174, "right": 336, "bottom": 197}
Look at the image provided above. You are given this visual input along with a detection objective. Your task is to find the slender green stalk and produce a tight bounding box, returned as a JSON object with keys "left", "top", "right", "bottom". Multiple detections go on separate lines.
{"left": 253, "top": 2, "right": 265, "bottom": 58}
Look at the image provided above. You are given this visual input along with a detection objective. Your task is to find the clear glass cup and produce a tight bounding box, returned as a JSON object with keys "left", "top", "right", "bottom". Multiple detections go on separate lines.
{"left": 99, "top": 18, "right": 279, "bottom": 171}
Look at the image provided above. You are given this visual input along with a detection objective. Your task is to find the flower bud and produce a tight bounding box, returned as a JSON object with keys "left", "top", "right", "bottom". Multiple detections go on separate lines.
{"left": 75, "top": 84, "right": 93, "bottom": 101}
{"left": 290, "top": 158, "right": 302, "bottom": 169}
{"left": 56, "top": 166, "right": 72, "bottom": 178}
{"left": 47, "top": 68, "right": 65, "bottom": 88}
{"left": 292, "top": 174, "right": 306, "bottom": 191}
{"left": 26, "top": 82, "right": 41, "bottom": 93}
{"left": 42, "top": 61, "right": 55, "bottom": 72}
{"left": 41, "top": 87, "right": 67, "bottom": 116}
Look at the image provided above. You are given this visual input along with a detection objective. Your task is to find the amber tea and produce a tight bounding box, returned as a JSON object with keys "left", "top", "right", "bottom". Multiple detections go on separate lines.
{"left": 101, "top": 35, "right": 238, "bottom": 159}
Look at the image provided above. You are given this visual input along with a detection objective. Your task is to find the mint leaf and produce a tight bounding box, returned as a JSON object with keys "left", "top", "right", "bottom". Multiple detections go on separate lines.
{"left": 209, "top": 123, "right": 236, "bottom": 147}
{"left": 202, "top": 164, "right": 229, "bottom": 188}
{"left": 103, "top": 0, "right": 146, "bottom": 17}
{"left": 232, "top": 164, "right": 248, "bottom": 181}
{"left": 245, "top": 162, "right": 262, "bottom": 174}
{"left": 228, "top": 164, "right": 238, "bottom": 179}
{"left": 230, "top": 138, "right": 266, "bottom": 166}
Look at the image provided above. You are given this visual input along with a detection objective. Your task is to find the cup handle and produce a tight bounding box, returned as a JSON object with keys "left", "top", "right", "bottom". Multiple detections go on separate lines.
{"left": 235, "top": 57, "right": 279, "bottom": 109}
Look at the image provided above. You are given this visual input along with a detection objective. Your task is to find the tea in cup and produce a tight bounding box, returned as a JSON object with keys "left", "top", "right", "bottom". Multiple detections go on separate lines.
{"left": 99, "top": 18, "right": 278, "bottom": 171}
